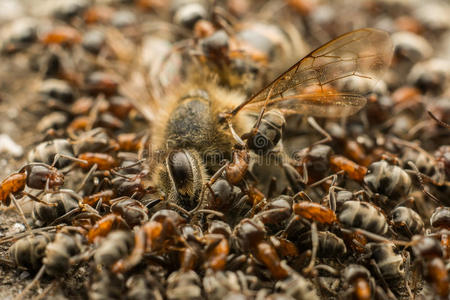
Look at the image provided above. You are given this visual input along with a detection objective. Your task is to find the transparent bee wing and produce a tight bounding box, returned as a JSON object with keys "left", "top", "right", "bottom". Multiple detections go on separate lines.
{"left": 232, "top": 28, "right": 393, "bottom": 117}
{"left": 245, "top": 93, "right": 366, "bottom": 118}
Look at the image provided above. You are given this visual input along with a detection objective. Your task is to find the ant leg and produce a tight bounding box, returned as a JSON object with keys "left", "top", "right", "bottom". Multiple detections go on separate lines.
{"left": 293, "top": 191, "right": 313, "bottom": 202}
{"left": 112, "top": 228, "right": 146, "bottom": 273}
{"left": 51, "top": 153, "right": 87, "bottom": 167}
{"left": 9, "top": 193, "right": 33, "bottom": 234}
{"left": 428, "top": 110, "right": 450, "bottom": 128}
{"left": 193, "top": 209, "right": 224, "bottom": 218}
{"left": 283, "top": 163, "right": 307, "bottom": 191}
{"left": 303, "top": 222, "right": 318, "bottom": 275}
{"left": 314, "top": 264, "right": 340, "bottom": 276}
{"left": 0, "top": 257, "right": 15, "bottom": 267}
{"left": 76, "top": 164, "right": 98, "bottom": 193}
{"left": 190, "top": 163, "right": 228, "bottom": 214}
{"left": 48, "top": 207, "right": 82, "bottom": 226}
{"left": 167, "top": 202, "right": 191, "bottom": 217}
{"left": 369, "top": 259, "right": 397, "bottom": 300}
{"left": 309, "top": 171, "right": 344, "bottom": 188}
{"left": 226, "top": 119, "right": 246, "bottom": 146}
{"left": 35, "top": 280, "right": 57, "bottom": 300}
{"left": 268, "top": 177, "right": 277, "bottom": 199}
{"left": 307, "top": 117, "right": 332, "bottom": 146}
{"left": 113, "top": 159, "right": 146, "bottom": 172}
{"left": 403, "top": 251, "right": 413, "bottom": 298}
{"left": 145, "top": 198, "right": 162, "bottom": 210}
{"left": 351, "top": 228, "right": 409, "bottom": 246}
{"left": 328, "top": 186, "right": 338, "bottom": 212}
{"left": 15, "top": 265, "right": 46, "bottom": 300}
{"left": 21, "top": 192, "right": 57, "bottom": 207}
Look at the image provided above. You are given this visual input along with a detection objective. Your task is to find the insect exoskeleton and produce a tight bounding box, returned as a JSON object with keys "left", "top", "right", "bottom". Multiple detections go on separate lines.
{"left": 151, "top": 83, "right": 252, "bottom": 211}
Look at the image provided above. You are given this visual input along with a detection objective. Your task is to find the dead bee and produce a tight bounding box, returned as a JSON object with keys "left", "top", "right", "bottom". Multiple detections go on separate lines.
{"left": 142, "top": 28, "right": 393, "bottom": 212}
{"left": 8, "top": 232, "right": 55, "bottom": 270}
{"left": 151, "top": 87, "right": 251, "bottom": 211}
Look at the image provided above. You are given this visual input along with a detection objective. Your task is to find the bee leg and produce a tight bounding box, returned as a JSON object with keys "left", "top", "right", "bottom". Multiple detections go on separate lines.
{"left": 307, "top": 117, "right": 332, "bottom": 147}
{"left": 9, "top": 193, "right": 33, "bottom": 234}
{"left": 37, "top": 280, "right": 58, "bottom": 300}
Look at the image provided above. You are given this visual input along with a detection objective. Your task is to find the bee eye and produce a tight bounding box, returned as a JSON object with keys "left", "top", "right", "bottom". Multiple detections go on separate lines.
{"left": 167, "top": 150, "right": 194, "bottom": 193}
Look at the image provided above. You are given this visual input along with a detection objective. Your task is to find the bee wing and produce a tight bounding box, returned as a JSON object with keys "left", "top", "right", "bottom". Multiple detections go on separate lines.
{"left": 233, "top": 28, "right": 393, "bottom": 116}
{"left": 245, "top": 93, "right": 367, "bottom": 118}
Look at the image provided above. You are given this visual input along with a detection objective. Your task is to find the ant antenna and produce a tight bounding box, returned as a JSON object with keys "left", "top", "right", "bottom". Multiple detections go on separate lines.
{"left": 407, "top": 161, "right": 441, "bottom": 205}
{"left": 428, "top": 110, "right": 450, "bottom": 128}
